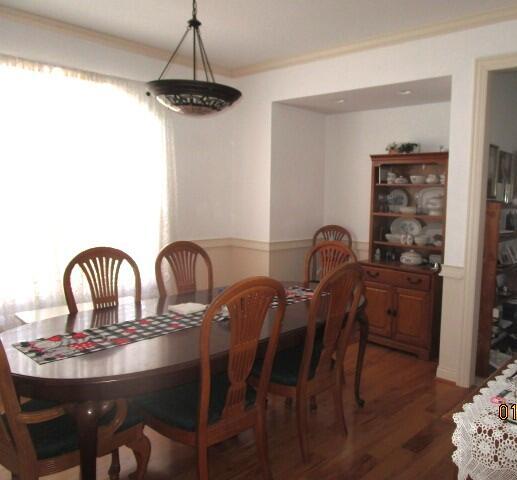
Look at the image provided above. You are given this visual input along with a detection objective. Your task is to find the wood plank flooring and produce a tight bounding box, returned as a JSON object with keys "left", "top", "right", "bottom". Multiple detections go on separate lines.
{"left": 0, "top": 344, "right": 470, "bottom": 479}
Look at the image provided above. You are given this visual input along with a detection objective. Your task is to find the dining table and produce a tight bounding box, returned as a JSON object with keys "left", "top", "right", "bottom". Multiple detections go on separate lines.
{"left": 1, "top": 282, "right": 369, "bottom": 480}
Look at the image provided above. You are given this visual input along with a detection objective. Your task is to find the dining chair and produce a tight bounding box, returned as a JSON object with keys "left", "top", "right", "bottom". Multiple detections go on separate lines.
{"left": 155, "top": 241, "right": 214, "bottom": 296}
{"left": 0, "top": 340, "right": 150, "bottom": 480}
{"left": 311, "top": 226, "right": 353, "bottom": 282}
{"left": 250, "top": 263, "right": 364, "bottom": 462}
{"left": 135, "top": 276, "right": 287, "bottom": 480}
{"left": 304, "top": 240, "right": 357, "bottom": 284}
{"left": 312, "top": 225, "right": 352, "bottom": 247}
{"left": 63, "top": 247, "right": 142, "bottom": 315}
{"left": 304, "top": 241, "right": 360, "bottom": 411}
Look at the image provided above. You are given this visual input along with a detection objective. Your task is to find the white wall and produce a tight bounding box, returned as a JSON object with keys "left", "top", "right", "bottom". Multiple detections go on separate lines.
{"left": 324, "top": 102, "right": 451, "bottom": 242}
{"left": 171, "top": 111, "right": 237, "bottom": 240}
{"left": 233, "top": 19, "right": 517, "bottom": 263}
{"left": 230, "top": 18, "right": 517, "bottom": 385}
{"left": 270, "top": 103, "right": 325, "bottom": 242}
{"left": 488, "top": 72, "right": 517, "bottom": 152}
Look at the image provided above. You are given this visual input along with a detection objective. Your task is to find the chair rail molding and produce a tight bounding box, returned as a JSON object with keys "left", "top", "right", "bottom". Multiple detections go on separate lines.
{"left": 460, "top": 52, "right": 517, "bottom": 388}
{"left": 184, "top": 237, "right": 368, "bottom": 284}
{"left": 196, "top": 237, "right": 367, "bottom": 255}
{"left": 440, "top": 265, "right": 465, "bottom": 280}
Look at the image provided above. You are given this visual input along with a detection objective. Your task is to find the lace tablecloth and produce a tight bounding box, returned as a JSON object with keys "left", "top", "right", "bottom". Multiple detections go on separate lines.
{"left": 452, "top": 360, "right": 517, "bottom": 479}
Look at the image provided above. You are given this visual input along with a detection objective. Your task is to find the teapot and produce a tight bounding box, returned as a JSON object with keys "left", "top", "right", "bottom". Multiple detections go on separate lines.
{"left": 425, "top": 174, "right": 439, "bottom": 184}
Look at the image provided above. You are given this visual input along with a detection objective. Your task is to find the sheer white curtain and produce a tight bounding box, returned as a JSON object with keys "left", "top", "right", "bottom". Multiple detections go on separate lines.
{"left": 0, "top": 54, "right": 176, "bottom": 319}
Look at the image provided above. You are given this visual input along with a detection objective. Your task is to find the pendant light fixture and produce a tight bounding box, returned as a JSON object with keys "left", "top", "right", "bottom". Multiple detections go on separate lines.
{"left": 146, "top": 0, "right": 241, "bottom": 115}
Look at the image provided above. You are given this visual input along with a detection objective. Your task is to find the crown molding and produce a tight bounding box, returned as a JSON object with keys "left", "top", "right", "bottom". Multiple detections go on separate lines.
{"left": 0, "top": 5, "right": 234, "bottom": 78}
{"left": 2, "top": 4, "right": 517, "bottom": 79}
{"left": 231, "top": 5, "right": 517, "bottom": 77}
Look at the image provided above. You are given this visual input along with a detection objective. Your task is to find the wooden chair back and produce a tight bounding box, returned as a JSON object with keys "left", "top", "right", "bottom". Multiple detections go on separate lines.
{"left": 155, "top": 241, "right": 213, "bottom": 296}
{"left": 198, "top": 277, "right": 286, "bottom": 427}
{"left": 312, "top": 225, "right": 352, "bottom": 247}
{"left": 304, "top": 241, "right": 357, "bottom": 283}
{"left": 0, "top": 340, "right": 37, "bottom": 469}
{"left": 0, "top": 340, "right": 150, "bottom": 478}
{"left": 300, "top": 263, "right": 363, "bottom": 386}
{"left": 63, "top": 247, "right": 142, "bottom": 314}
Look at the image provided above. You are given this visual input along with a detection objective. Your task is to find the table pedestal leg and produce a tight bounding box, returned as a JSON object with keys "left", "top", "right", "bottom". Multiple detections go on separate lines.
{"left": 76, "top": 401, "right": 99, "bottom": 480}
{"left": 355, "top": 312, "right": 369, "bottom": 407}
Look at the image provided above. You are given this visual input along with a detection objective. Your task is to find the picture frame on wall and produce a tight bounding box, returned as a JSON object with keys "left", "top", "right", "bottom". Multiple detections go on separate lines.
{"left": 487, "top": 144, "right": 499, "bottom": 198}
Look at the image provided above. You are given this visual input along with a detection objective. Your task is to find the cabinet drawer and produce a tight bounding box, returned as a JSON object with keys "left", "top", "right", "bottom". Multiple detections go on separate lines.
{"left": 362, "top": 266, "right": 430, "bottom": 291}
{"left": 362, "top": 266, "right": 396, "bottom": 285}
{"left": 392, "top": 272, "right": 430, "bottom": 291}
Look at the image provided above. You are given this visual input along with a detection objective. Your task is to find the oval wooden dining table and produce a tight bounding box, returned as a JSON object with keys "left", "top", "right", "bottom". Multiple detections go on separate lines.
{"left": 0, "top": 283, "right": 368, "bottom": 480}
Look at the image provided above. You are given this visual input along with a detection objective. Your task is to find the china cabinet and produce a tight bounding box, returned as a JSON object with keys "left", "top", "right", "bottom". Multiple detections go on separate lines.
{"left": 476, "top": 200, "right": 517, "bottom": 376}
{"left": 361, "top": 152, "right": 448, "bottom": 360}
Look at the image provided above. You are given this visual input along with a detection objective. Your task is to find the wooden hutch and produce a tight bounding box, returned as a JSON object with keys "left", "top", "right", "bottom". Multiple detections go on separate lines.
{"left": 476, "top": 201, "right": 517, "bottom": 376}
{"left": 361, "top": 152, "right": 448, "bottom": 360}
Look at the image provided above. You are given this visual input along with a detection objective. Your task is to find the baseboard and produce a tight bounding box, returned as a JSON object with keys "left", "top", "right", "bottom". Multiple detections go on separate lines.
{"left": 436, "top": 364, "right": 458, "bottom": 383}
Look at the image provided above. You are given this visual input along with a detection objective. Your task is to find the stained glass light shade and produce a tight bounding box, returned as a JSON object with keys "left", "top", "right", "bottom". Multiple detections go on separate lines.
{"left": 146, "top": 0, "right": 242, "bottom": 116}
{"left": 147, "top": 79, "right": 241, "bottom": 115}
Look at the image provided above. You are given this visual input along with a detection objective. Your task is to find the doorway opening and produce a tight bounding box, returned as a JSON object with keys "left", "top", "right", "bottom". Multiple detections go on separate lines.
{"left": 475, "top": 68, "right": 517, "bottom": 377}
{"left": 458, "top": 54, "right": 517, "bottom": 386}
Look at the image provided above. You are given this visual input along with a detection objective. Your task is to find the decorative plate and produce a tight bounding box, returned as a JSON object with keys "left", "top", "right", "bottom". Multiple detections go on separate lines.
{"left": 390, "top": 217, "right": 423, "bottom": 235}
{"left": 387, "top": 189, "right": 409, "bottom": 209}
{"left": 416, "top": 187, "right": 445, "bottom": 213}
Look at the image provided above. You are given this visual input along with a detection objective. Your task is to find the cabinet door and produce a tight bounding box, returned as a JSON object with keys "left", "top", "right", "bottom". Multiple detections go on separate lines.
{"left": 392, "top": 287, "right": 430, "bottom": 348}
{"left": 364, "top": 282, "right": 392, "bottom": 337}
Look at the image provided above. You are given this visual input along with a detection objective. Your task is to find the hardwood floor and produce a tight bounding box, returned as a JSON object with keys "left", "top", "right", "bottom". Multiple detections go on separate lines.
{"left": 0, "top": 344, "right": 469, "bottom": 479}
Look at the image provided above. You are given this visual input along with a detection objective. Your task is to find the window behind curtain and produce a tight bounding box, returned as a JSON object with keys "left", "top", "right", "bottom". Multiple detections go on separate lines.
{"left": 0, "top": 56, "right": 173, "bottom": 318}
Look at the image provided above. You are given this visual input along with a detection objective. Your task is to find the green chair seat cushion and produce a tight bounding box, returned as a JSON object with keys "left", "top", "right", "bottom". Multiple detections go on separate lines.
{"left": 4, "top": 399, "right": 142, "bottom": 460}
{"left": 252, "top": 326, "right": 324, "bottom": 387}
{"left": 134, "top": 372, "right": 257, "bottom": 432}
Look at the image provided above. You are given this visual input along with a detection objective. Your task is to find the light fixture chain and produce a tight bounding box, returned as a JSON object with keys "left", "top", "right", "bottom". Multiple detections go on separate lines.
{"left": 192, "top": 0, "right": 197, "bottom": 17}
{"left": 196, "top": 29, "right": 210, "bottom": 82}
{"left": 197, "top": 31, "right": 215, "bottom": 83}
{"left": 193, "top": 20, "right": 197, "bottom": 80}
{"left": 158, "top": 25, "right": 191, "bottom": 80}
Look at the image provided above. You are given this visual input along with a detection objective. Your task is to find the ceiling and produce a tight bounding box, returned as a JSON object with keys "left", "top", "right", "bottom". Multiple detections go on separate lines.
{"left": 282, "top": 77, "right": 452, "bottom": 114}
{"left": 1, "top": 0, "right": 517, "bottom": 75}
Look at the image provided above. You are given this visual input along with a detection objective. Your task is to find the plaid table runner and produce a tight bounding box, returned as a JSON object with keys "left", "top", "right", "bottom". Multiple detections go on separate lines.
{"left": 14, "top": 285, "right": 318, "bottom": 365}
